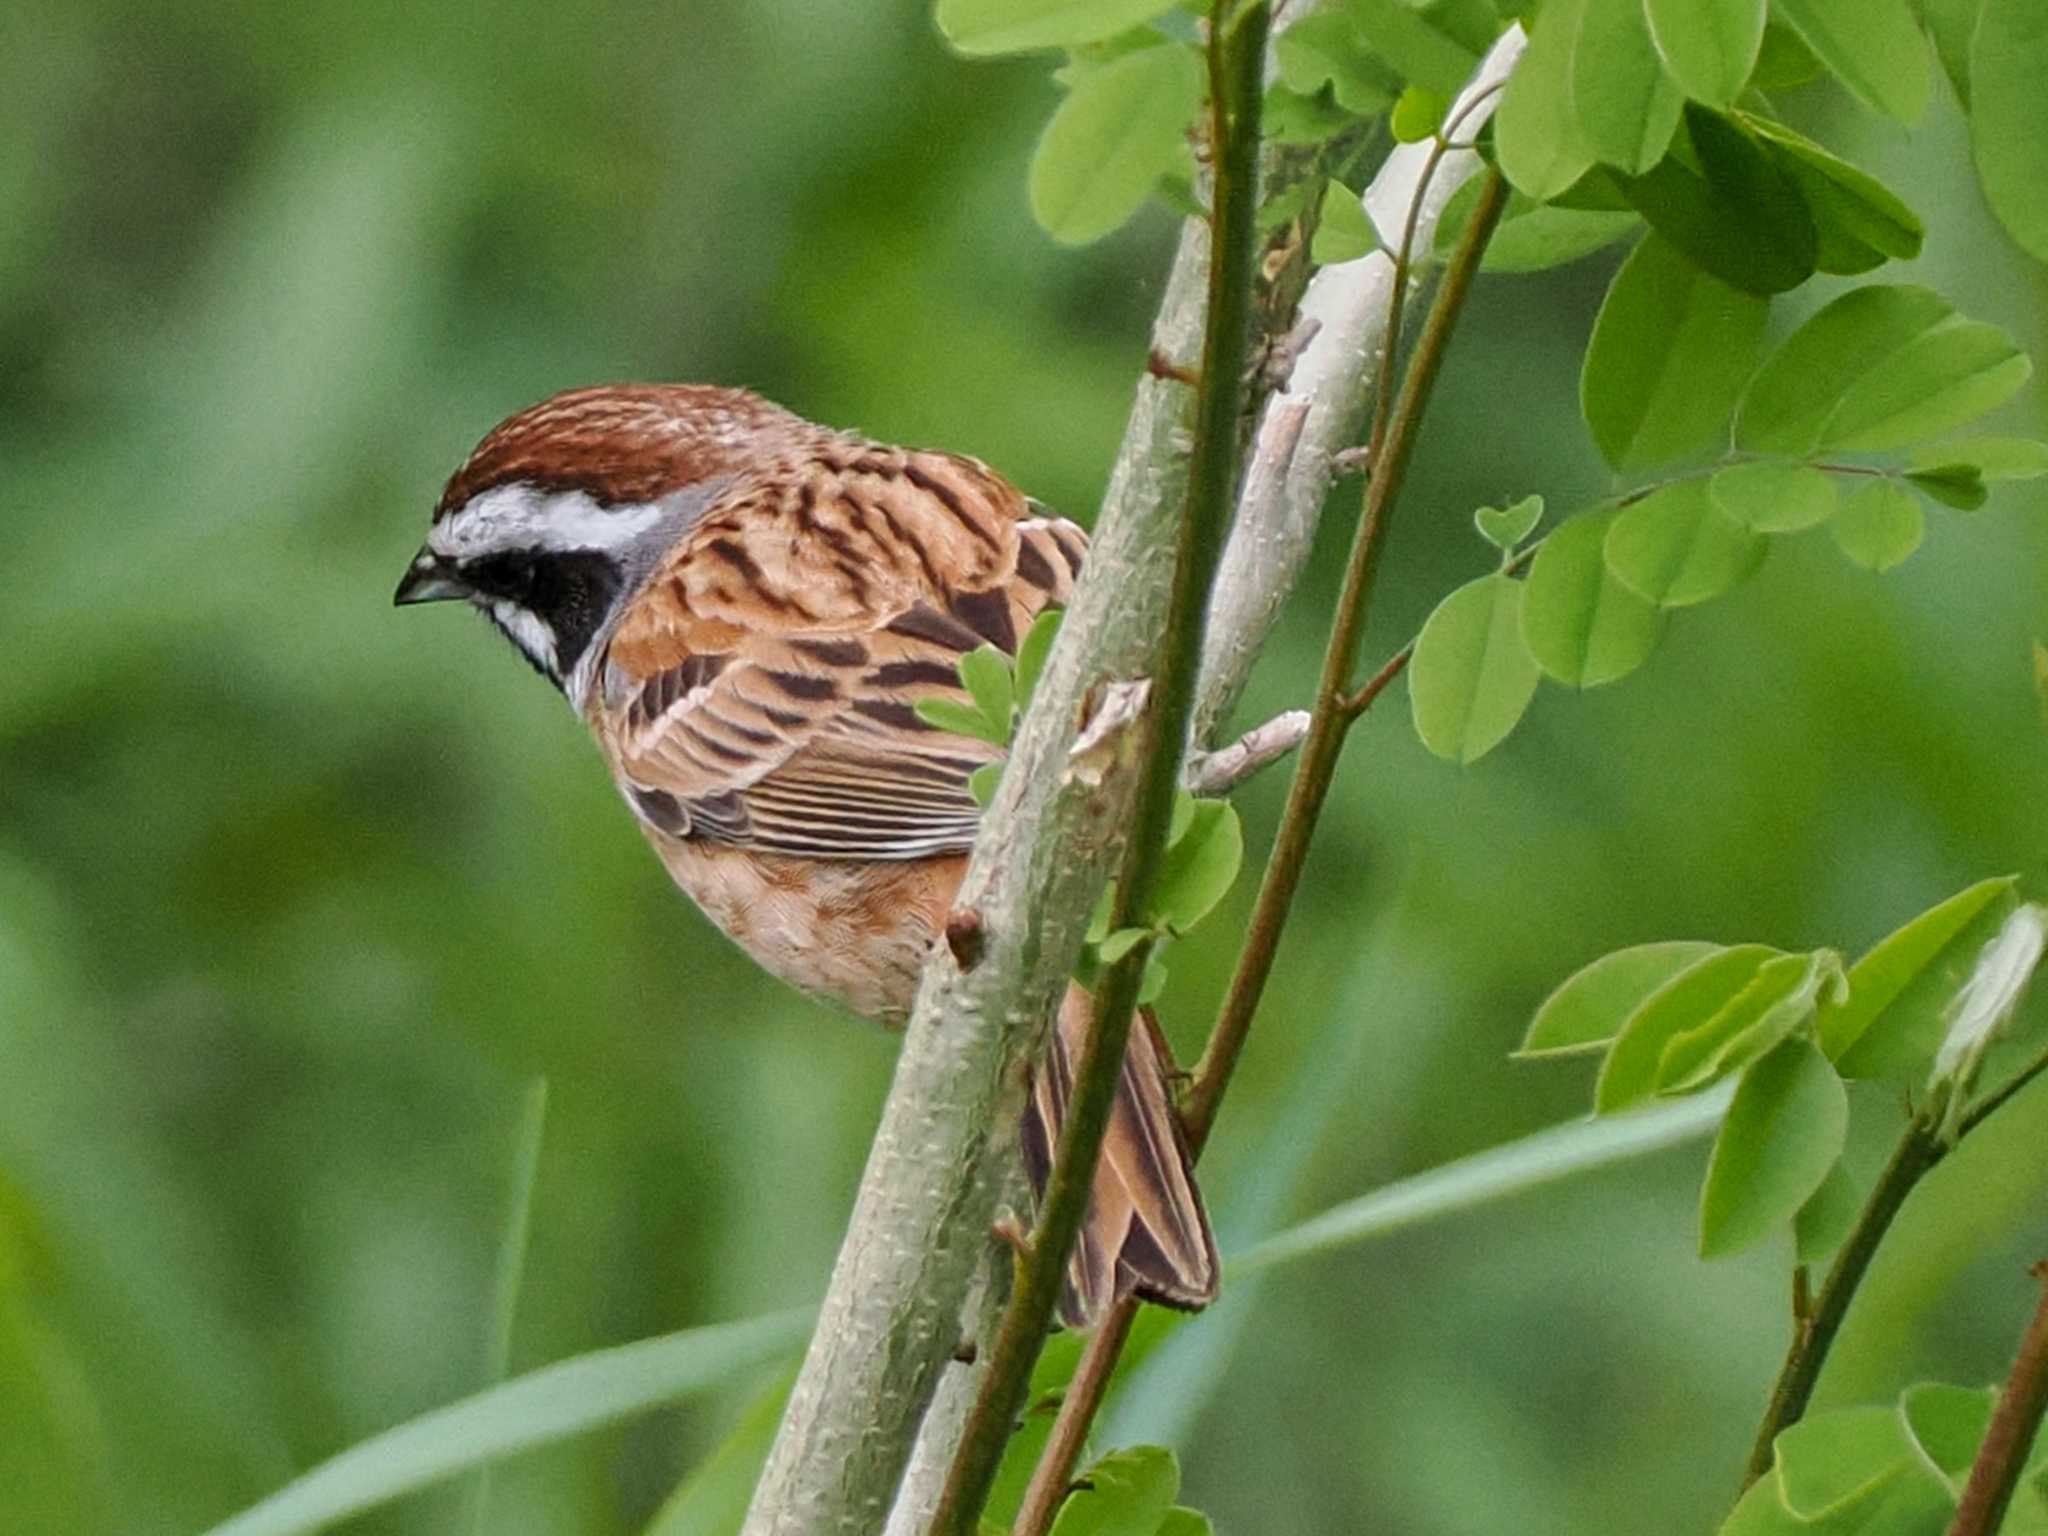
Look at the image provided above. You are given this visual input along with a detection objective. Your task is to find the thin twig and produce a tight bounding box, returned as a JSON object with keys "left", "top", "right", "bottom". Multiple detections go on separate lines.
{"left": 1011, "top": 1303, "right": 1137, "bottom": 1536}
{"left": 1743, "top": 1119, "right": 1946, "bottom": 1486}
{"left": 924, "top": 9, "right": 1271, "bottom": 1532}
{"left": 1185, "top": 166, "right": 1512, "bottom": 1148}
{"left": 1183, "top": 709, "right": 1313, "bottom": 795}
{"left": 1947, "top": 1263, "right": 2048, "bottom": 1536}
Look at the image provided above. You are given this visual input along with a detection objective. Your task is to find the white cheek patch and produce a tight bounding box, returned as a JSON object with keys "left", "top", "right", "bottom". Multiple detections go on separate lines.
{"left": 431, "top": 484, "right": 670, "bottom": 560}
{"left": 489, "top": 601, "right": 559, "bottom": 674}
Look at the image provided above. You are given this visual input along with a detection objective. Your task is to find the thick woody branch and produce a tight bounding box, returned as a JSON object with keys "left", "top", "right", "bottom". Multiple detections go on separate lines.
{"left": 739, "top": 199, "right": 1216, "bottom": 1536}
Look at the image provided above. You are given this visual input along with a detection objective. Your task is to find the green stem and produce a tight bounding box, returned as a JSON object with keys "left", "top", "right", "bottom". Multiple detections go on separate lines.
{"left": 1743, "top": 1118, "right": 1946, "bottom": 1486}
{"left": 923, "top": 9, "right": 1270, "bottom": 1532}
{"left": 1184, "top": 165, "right": 1511, "bottom": 1148}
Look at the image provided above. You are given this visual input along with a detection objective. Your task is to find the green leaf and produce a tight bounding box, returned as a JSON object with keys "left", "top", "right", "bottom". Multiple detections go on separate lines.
{"left": 915, "top": 696, "right": 1012, "bottom": 745}
{"left": 1698, "top": 1036, "right": 1848, "bottom": 1258}
{"left": 1654, "top": 949, "right": 1846, "bottom": 1094}
{"left": 1029, "top": 44, "right": 1204, "bottom": 246}
{"left": 1709, "top": 462, "right": 1839, "bottom": 533}
{"left": 198, "top": 1310, "right": 813, "bottom": 1536}
{"left": 1742, "top": 116, "right": 1926, "bottom": 274}
{"left": 1155, "top": 1511, "right": 1214, "bottom": 1536}
{"left": 936, "top": 0, "right": 1178, "bottom": 55}
{"left": 1819, "top": 321, "right": 2032, "bottom": 453}
{"left": 1495, "top": 0, "right": 1595, "bottom": 199}
{"left": 1771, "top": 1404, "right": 1952, "bottom": 1528}
{"left": 1830, "top": 480, "right": 1925, "bottom": 572}
{"left": 1237, "top": 1094, "right": 1731, "bottom": 1275}
{"left": 1151, "top": 800, "right": 1242, "bottom": 933}
{"left": 1596, "top": 944, "right": 1782, "bottom": 1114}
{"left": 1644, "top": 0, "right": 1767, "bottom": 105}
{"left": 1822, "top": 875, "right": 2020, "bottom": 1075}
{"left": 1048, "top": 1445, "right": 1180, "bottom": 1536}
{"left": 1096, "top": 927, "right": 1151, "bottom": 964}
{"left": 1015, "top": 607, "right": 1063, "bottom": 709}
{"left": 1905, "top": 464, "right": 1987, "bottom": 512}
{"left": 1345, "top": 0, "right": 1483, "bottom": 97}
{"left": 968, "top": 761, "right": 1004, "bottom": 809}
{"left": 1137, "top": 946, "right": 1170, "bottom": 1006}
{"left": 1900, "top": 1383, "right": 1997, "bottom": 1489}
{"left": 1918, "top": 0, "right": 1984, "bottom": 104}
{"left": 1263, "top": 84, "right": 1355, "bottom": 147}
{"left": 1735, "top": 286, "right": 1956, "bottom": 455}
{"left": 1518, "top": 940, "right": 1720, "bottom": 1057}
{"left": 1774, "top": 0, "right": 1932, "bottom": 122}
{"left": 1311, "top": 179, "right": 1378, "bottom": 265}
{"left": 1519, "top": 508, "right": 1666, "bottom": 687}
{"left": 1475, "top": 494, "right": 1543, "bottom": 552}
{"left": 1571, "top": 0, "right": 1685, "bottom": 173}
{"left": 1390, "top": 84, "right": 1446, "bottom": 143}
{"left": 1907, "top": 436, "right": 2048, "bottom": 483}
{"left": 1622, "top": 106, "right": 1818, "bottom": 295}
{"left": 1580, "top": 234, "right": 1768, "bottom": 470}
{"left": 1793, "top": 1155, "right": 1862, "bottom": 1265}
{"left": 959, "top": 644, "right": 1015, "bottom": 735}
{"left": 1408, "top": 573, "right": 1543, "bottom": 765}
{"left": 641, "top": 1368, "right": 795, "bottom": 1536}
{"left": 1752, "top": 20, "right": 1826, "bottom": 89}
{"left": 1168, "top": 787, "right": 1195, "bottom": 845}
{"left": 1605, "top": 480, "right": 1768, "bottom": 608}
{"left": 1274, "top": 9, "right": 1401, "bottom": 114}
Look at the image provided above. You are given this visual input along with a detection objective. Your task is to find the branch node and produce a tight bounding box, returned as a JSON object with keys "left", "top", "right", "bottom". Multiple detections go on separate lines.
{"left": 1145, "top": 346, "right": 1200, "bottom": 387}
{"left": 945, "top": 908, "right": 986, "bottom": 972}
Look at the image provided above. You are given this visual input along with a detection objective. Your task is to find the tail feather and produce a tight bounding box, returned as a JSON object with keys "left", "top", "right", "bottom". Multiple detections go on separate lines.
{"left": 1022, "top": 982, "right": 1219, "bottom": 1330}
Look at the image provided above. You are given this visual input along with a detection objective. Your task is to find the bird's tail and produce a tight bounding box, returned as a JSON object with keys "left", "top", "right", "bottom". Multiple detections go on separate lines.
{"left": 1019, "top": 982, "right": 1220, "bottom": 1330}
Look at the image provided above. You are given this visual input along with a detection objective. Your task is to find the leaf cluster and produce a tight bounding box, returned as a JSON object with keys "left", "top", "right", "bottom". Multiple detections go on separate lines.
{"left": 1518, "top": 877, "right": 2039, "bottom": 1261}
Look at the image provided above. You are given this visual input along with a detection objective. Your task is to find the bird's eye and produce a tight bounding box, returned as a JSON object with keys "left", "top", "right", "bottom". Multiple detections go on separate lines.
{"left": 473, "top": 550, "right": 539, "bottom": 603}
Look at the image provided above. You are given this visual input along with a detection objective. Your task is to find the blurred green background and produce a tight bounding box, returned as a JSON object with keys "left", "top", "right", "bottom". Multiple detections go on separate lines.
{"left": 3, "top": 3, "right": 2045, "bottom": 1532}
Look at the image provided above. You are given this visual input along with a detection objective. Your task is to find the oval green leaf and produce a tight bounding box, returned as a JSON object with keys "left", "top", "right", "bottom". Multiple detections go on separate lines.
{"left": 1900, "top": 1383, "right": 1998, "bottom": 1487}
{"left": 1434, "top": 178, "right": 1641, "bottom": 272}
{"left": 935, "top": 0, "right": 1178, "bottom": 56}
{"left": 1496, "top": 0, "right": 1596, "bottom": 200}
{"left": 1645, "top": 0, "right": 1767, "bottom": 105}
{"left": 1581, "top": 234, "right": 1768, "bottom": 470}
{"left": 1792, "top": 1155, "right": 1862, "bottom": 1265}
{"left": 1655, "top": 949, "right": 1844, "bottom": 1095}
{"left": 1907, "top": 436, "right": 2048, "bottom": 483}
{"left": 1049, "top": 1445, "right": 1180, "bottom": 1536}
{"left": 1772, "top": 1405, "right": 1946, "bottom": 1525}
{"left": 1819, "top": 320, "right": 2031, "bottom": 453}
{"left": 1520, "top": 508, "right": 1666, "bottom": 687}
{"left": 1971, "top": 0, "right": 2048, "bottom": 263}
{"left": 1349, "top": 0, "right": 1481, "bottom": 97}
{"left": 1475, "top": 494, "right": 1544, "bottom": 553}
{"left": 1821, "top": 875, "right": 2020, "bottom": 1073}
{"left": 1152, "top": 800, "right": 1243, "bottom": 934}
{"left": 1519, "top": 940, "right": 1720, "bottom": 1057}
{"left": 1409, "top": 574, "right": 1543, "bottom": 765}
{"left": 1905, "top": 464, "right": 1987, "bottom": 512}
{"left": 1709, "top": 462, "right": 1838, "bottom": 533}
{"left": 1029, "top": 44, "right": 1203, "bottom": 246}
{"left": 1830, "top": 480, "right": 1925, "bottom": 572}
{"left": 1596, "top": 943, "right": 1782, "bottom": 1113}
{"left": 1274, "top": 10, "right": 1401, "bottom": 114}
{"left": 959, "top": 644, "right": 1015, "bottom": 733}
{"left": 1605, "top": 479, "right": 1768, "bottom": 608}
{"left": 1571, "top": 0, "right": 1685, "bottom": 173}
{"left": 1741, "top": 117, "right": 1924, "bottom": 276}
{"left": 1623, "top": 106, "right": 1817, "bottom": 295}
{"left": 1734, "top": 285, "right": 1955, "bottom": 455}
{"left": 1698, "top": 1036, "right": 1848, "bottom": 1259}
{"left": 1773, "top": 0, "right": 1932, "bottom": 122}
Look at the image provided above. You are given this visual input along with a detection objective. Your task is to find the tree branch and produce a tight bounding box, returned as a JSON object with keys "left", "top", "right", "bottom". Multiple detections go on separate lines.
{"left": 926, "top": 7, "right": 1271, "bottom": 1531}
{"left": 739, "top": 212, "right": 1215, "bottom": 1536}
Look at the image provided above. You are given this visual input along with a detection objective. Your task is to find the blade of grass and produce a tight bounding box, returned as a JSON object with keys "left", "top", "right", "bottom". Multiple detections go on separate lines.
{"left": 198, "top": 1308, "right": 815, "bottom": 1536}
{"left": 460, "top": 1076, "right": 549, "bottom": 1536}
{"left": 1234, "top": 1087, "right": 1732, "bottom": 1275}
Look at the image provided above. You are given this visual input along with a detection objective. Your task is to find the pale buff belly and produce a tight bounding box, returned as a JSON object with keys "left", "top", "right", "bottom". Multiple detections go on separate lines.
{"left": 647, "top": 834, "right": 967, "bottom": 1026}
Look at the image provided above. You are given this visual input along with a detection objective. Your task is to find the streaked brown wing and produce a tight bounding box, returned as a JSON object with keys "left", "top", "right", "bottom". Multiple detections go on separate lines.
{"left": 590, "top": 442, "right": 1083, "bottom": 861}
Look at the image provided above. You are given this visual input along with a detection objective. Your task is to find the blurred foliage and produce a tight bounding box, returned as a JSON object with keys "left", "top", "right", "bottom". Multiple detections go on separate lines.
{"left": 1, "top": 2, "right": 2045, "bottom": 1533}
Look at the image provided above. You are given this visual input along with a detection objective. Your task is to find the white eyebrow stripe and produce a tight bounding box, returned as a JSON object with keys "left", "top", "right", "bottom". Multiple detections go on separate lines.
{"left": 430, "top": 484, "right": 669, "bottom": 559}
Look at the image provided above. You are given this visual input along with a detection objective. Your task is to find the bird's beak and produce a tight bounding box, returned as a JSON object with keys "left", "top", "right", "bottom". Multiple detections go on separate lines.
{"left": 394, "top": 548, "right": 469, "bottom": 606}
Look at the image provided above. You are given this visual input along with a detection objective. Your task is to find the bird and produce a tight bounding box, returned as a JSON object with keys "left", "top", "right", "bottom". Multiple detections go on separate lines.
{"left": 395, "top": 383, "right": 1217, "bottom": 1327}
